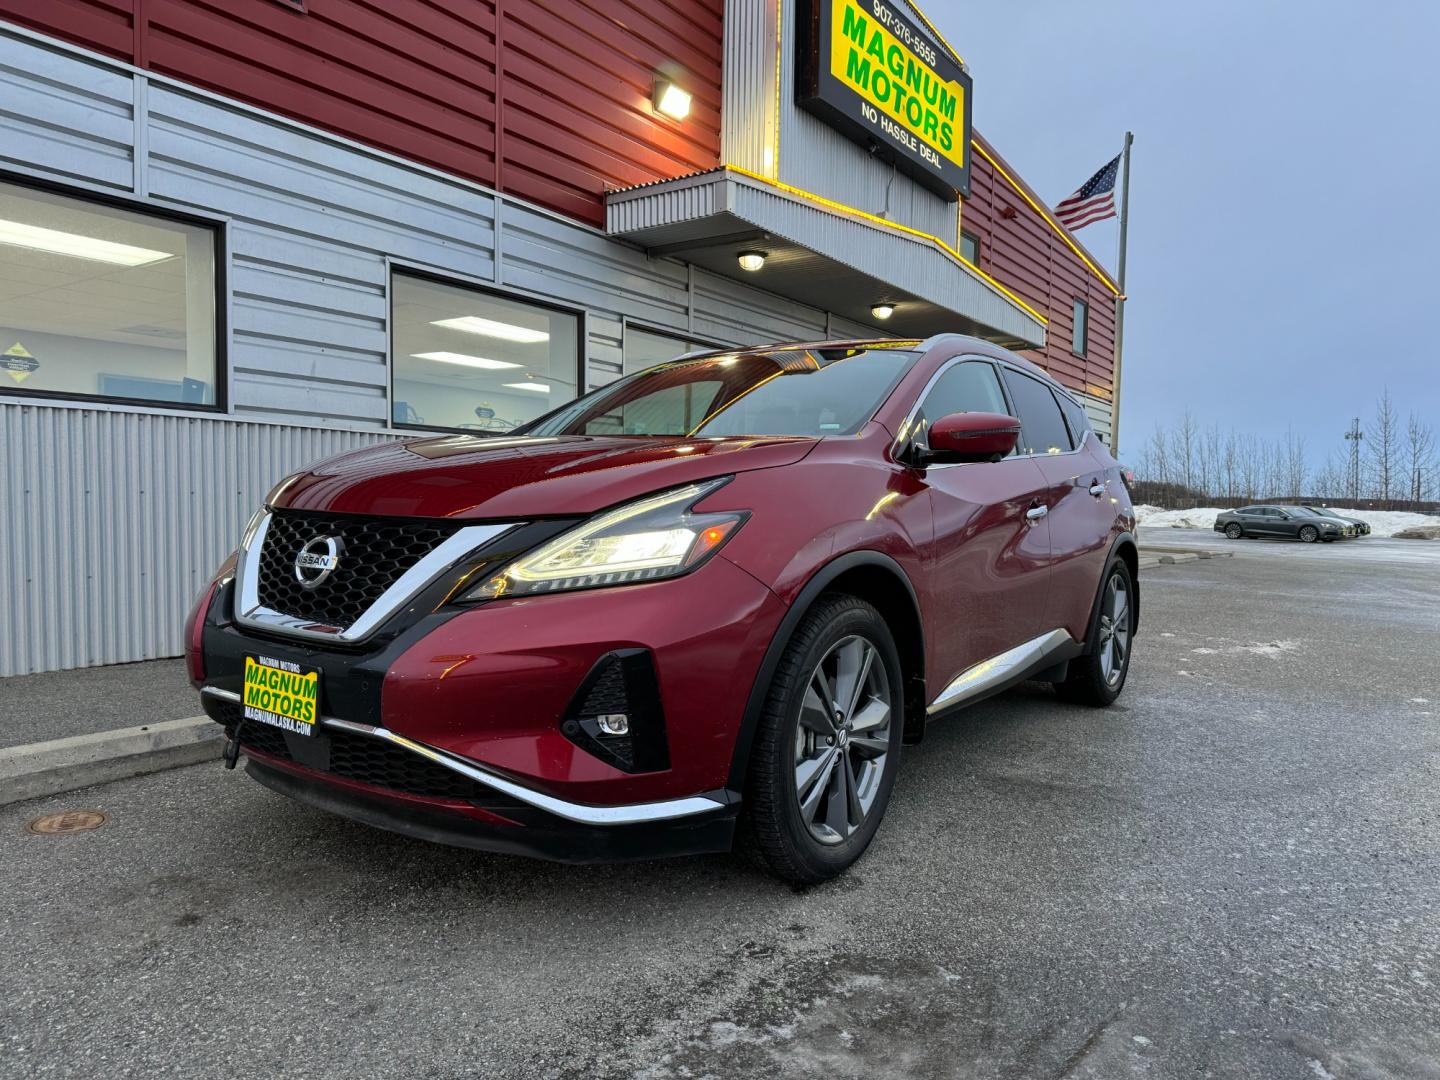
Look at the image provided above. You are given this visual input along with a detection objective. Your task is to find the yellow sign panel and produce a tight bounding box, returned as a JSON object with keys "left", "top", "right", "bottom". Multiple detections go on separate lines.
{"left": 243, "top": 655, "right": 319, "bottom": 736}
{"left": 828, "top": 0, "right": 966, "bottom": 172}
{"left": 2, "top": 341, "right": 38, "bottom": 384}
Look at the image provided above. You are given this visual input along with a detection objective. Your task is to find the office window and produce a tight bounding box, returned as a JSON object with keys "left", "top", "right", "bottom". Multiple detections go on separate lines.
{"left": 391, "top": 273, "right": 579, "bottom": 432}
{"left": 0, "top": 180, "right": 218, "bottom": 407}
{"left": 960, "top": 231, "right": 980, "bottom": 265}
{"left": 1072, "top": 297, "right": 1089, "bottom": 357}
{"left": 624, "top": 325, "right": 714, "bottom": 375}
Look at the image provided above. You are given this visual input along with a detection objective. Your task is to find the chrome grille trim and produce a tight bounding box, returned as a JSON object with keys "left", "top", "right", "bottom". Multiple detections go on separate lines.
{"left": 233, "top": 508, "right": 512, "bottom": 644}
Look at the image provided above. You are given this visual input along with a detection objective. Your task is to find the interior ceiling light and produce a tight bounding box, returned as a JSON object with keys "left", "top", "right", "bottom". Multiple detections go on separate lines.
{"left": 653, "top": 80, "right": 692, "bottom": 121}
{"left": 411, "top": 351, "right": 521, "bottom": 370}
{"left": 871, "top": 303, "right": 896, "bottom": 320}
{"left": 0, "top": 219, "right": 172, "bottom": 267}
{"left": 737, "top": 250, "right": 767, "bottom": 272}
{"left": 504, "top": 381, "right": 552, "bottom": 393}
{"left": 431, "top": 316, "right": 550, "bottom": 343}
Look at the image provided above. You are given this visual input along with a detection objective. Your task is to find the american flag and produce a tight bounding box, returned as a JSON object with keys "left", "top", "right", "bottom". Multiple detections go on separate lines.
{"left": 1054, "top": 153, "right": 1122, "bottom": 231}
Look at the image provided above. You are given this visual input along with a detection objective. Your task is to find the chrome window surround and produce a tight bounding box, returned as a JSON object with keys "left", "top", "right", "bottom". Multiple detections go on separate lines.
{"left": 203, "top": 687, "right": 729, "bottom": 825}
{"left": 233, "top": 508, "right": 514, "bottom": 644}
{"left": 892, "top": 354, "right": 1089, "bottom": 468}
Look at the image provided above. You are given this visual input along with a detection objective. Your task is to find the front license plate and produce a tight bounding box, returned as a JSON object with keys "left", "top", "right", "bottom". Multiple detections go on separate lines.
{"left": 242, "top": 655, "right": 321, "bottom": 737}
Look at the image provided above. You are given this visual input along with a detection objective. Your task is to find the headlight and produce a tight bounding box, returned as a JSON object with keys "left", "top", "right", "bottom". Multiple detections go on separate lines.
{"left": 461, "top": 479, "right": 746, "bottom": 600}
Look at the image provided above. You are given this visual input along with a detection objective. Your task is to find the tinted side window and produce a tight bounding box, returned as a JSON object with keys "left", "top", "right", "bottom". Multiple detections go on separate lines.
{"left": 921, "top": 360, "right": 1009, "bottom": 420}
{"left": 1056, "top": 391, "right": 1090, "bottom": 449}
{"left": 1002, "top": 370, "right": 1072, "bottom": 455}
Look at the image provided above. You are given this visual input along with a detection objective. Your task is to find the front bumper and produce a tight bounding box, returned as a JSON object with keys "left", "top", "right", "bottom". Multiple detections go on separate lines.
{"left": 202, "top": 686, "right": 729, "bottom": 827}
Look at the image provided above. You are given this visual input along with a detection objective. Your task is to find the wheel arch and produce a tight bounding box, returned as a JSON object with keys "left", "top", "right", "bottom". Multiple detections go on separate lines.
{"left": 1081, "top": 532, "right": 1140, "bottom": 654}
{"left": 725, "top": 550, "right": 927, "bottom": 795}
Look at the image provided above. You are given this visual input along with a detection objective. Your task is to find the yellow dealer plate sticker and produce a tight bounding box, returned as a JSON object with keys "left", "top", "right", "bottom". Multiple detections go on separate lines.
{"left": 243, "top": 655, "right": 320, "bottom": 737}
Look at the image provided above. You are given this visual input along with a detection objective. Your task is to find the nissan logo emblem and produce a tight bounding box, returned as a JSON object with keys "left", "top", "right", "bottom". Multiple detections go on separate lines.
{"left": 294, "top": 535, "right": 343, "bottom": 589}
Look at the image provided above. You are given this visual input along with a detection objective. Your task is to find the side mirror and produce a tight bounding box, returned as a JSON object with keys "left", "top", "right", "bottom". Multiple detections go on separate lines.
{"left": 921, "top": 412, "right": 1022, "bottom": 465}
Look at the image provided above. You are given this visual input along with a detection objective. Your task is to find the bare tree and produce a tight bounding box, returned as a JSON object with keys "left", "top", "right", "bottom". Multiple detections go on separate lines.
{"left": 1174, "top": 412, "right": 1199, "bottom": 494}
{"left": 1312, "top": 453, "right": 1345, "bottom": 501}
{"left": 1366, "top": 390, "right": 1400, "bottom": 506}
{"left": 1221, "top": 430, "right": 1239, "bottom": 502}
{"left": 1146, "top": 424, "right": 1171, "bottom": 489}
{"left": 1238, "top": 433, "right": 1263, "bottom": 502}
{"left": 1406, "top": 413, "right": 1436, "bottom": 504}
{"left": 1282, "top": 430, "right": 1307, "bottom": 500}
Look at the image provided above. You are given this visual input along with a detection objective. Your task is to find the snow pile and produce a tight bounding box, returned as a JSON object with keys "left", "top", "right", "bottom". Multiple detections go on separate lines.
{"left": 1133, "top": 503, "right": 1437, "bottom": 537}
{"left": 1133, "top": 505, "right": 1227, "bottom": 530}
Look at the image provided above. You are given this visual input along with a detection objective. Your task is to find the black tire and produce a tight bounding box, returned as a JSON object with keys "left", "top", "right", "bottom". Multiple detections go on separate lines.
{"left": 740, "top": 593, "right": 904, "bottom": 885}
{"left": 1224, "top": 523, "right": 1243, "bottom": 539}
{"left": 1299, "top": 525, "right": 1319, "bottom": 543}
{"left": 1057, "top": 558, "right": 1135, "bottom": 707}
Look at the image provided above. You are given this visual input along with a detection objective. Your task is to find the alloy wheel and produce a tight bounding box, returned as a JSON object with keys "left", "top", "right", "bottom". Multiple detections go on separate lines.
{"left": 792, "top": 635, "right": 893, "bottom": 845}
{"left": 1096, "top": 571, "right": 1131, "bottom": 688}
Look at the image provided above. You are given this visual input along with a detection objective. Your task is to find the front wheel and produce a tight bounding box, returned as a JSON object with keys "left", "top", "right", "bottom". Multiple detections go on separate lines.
{"left": 1224, "top": 523, "right": 1243, "bottom": 539}
{"left": 741, "top": 594, "right": 903, "bottom": 885}
{"left": 1299, "top": 525, "right": 1319, "bottom": 543}
{"left": 1058, "top": 560, "right": 1134, "bottom": 707}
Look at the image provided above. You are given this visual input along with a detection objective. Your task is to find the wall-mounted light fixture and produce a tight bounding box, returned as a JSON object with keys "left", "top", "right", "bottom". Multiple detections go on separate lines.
{"left": 871, "top": 303, "right": 895, "bottom": 320}
{"left": 653, "top": 80, "right": 692, "bottom": 121}
{"left": 737, "top": 250, "right": 767, "bottom": 272}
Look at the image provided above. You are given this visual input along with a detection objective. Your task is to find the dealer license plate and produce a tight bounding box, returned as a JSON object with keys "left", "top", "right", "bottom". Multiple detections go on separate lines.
{"left": 242, "top": 655, "right": 321, "bottom": 737}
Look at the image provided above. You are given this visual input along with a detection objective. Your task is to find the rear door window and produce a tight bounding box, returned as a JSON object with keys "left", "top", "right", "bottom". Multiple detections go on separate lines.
{"left": 1002, "top": 369, "right": 1073, "bottom": 455}
{"left": 1056, "top": 391, "right": 1091, "bottom": 448}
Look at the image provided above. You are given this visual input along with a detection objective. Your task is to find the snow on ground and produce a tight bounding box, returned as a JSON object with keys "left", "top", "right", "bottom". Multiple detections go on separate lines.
{"left": 1132, "top": 504, "right": 1436, "bottom": 537}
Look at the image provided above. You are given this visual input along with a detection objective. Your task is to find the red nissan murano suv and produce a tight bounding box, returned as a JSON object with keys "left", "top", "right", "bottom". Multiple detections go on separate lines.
{"left": 187, "top": 335, "right": 1137, "bottom": 883}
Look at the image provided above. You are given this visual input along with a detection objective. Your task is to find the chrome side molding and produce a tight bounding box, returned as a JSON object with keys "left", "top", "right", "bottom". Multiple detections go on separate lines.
{"left": 202, "top": 686, "right": 729, "bottom": 826}
{"left": 232, "top": 508, "right": 512, "bottom": 644}
{"left": 927, "top": 628, "right": 1076, "bottom": 715}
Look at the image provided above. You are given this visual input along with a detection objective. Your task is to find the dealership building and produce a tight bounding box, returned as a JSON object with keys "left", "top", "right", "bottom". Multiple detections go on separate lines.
{"left": 0, "top": 0, "right": 1122, "bottom": 676}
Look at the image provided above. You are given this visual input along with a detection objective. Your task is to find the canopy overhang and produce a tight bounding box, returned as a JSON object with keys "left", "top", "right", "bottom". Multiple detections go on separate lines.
{"left": 605, "top": 168, "right": 1047, "bottom": 350}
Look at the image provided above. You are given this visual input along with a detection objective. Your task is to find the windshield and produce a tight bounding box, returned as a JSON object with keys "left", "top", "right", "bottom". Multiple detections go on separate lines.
{"left": 1291, "top": 507, "right": 1326, "bottom": 518}
{"left": 518, "top": 345, "right": 920, "bottom": 439}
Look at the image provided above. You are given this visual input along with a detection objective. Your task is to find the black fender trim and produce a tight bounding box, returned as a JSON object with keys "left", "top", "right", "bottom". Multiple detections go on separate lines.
{"left": 724, "top": 550, "right": 924, "bottom": 795}
{"left": 1080, "top": 531, "right": 1140, "bottom": 655}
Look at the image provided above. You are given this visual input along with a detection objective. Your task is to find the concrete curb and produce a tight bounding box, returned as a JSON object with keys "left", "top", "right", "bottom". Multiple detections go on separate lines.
{"left": 0, "top": 716, "right": 222, "bottom": 807}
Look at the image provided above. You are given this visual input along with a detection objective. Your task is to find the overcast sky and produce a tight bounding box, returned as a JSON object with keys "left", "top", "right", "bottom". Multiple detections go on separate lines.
{"left": 933, "top": 1, "right": 1440, "bottom": 462}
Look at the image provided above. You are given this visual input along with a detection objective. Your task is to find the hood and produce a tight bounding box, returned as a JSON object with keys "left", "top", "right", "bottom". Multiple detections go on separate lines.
{"left": 270, "top": 433, "right": 817, "bottom": 519}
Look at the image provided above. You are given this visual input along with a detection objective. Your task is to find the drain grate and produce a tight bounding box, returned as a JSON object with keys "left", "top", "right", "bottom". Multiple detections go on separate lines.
{"left": 25, "top": 810, "right": 108, "bottom": 835}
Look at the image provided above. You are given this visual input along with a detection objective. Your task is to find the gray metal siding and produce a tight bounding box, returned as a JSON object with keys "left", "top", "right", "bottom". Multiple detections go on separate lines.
{"left": 0, "top": 27, "right": 891, "bottom": 675}
{"left": 0, "top": 403, "right": 398, "bottom": 676}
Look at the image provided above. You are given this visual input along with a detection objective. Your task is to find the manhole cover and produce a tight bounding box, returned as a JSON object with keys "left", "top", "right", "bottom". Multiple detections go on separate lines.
{"left": 25, "top": 810, "right": 108, "bottom": 835}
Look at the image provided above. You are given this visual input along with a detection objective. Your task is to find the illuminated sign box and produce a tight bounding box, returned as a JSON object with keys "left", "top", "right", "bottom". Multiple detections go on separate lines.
{"left": 797, "top": 0, "right": 973, "bottom": 200}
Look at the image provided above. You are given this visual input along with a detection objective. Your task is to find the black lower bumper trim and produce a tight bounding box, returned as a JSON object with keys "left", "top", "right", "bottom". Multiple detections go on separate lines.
{"left": 244, "top": 759, "right": 739, "bottom": 864}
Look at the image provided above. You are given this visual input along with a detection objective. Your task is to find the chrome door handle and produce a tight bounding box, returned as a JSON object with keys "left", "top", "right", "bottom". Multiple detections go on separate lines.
{"left": 1088, "top": 482, "right": 1106, "bottom": 496}
{"left": 1026, "top": 505, "right": 1048, "bottom": 522}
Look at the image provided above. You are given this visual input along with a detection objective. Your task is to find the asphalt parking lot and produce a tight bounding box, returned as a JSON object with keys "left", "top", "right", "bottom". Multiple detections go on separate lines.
{"left": 3, "top": 531, "right": 1438, "bottom": 1080}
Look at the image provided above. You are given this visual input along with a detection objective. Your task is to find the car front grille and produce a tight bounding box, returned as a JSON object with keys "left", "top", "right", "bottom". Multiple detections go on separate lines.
{"left": 203, "top": 697, "right": 527, "bottom": 812}
{"left": 255, "top": 510, "right": 465, "bottom": 630}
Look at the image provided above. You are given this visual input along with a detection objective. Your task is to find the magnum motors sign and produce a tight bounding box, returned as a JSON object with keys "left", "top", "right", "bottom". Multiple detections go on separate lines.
{"left": 797, "top": 0, "right": 972, "bottom": 199}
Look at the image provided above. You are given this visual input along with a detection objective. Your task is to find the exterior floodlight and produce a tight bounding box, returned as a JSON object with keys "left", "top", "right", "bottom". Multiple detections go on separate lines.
{"left": 737, "top": 250, "right": 766, "bottom": 272}
{"left": 871, "top": 303, "right": 895, "bottom": 320}
{"left": 653, "top": 80, "right": 692, "bottom": 121}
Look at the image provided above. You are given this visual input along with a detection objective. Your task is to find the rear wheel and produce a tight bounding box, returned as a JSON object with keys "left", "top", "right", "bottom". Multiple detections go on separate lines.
{"left": 741, "top": 594, "right": 903, "bottom": 885}
{"left": 1058, "top": 560, "right": 1134, "bottom": 707}
{"left": 1299, "top": 525, "right": 1319, "bottom": 543}
{"left": 1224, "top": 523, "right": 1243, "bottom": 539}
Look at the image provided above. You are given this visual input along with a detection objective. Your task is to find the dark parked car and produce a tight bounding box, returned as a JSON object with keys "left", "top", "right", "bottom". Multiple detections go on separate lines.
{"left": 1214, "top": 505, "right": 1356, "bottom": 542}
{"left": 186, "top": 335, "right": 1138, "bottom": 883}
{"left": 1301, "top": 505, "right": 1371, "bottom": 535}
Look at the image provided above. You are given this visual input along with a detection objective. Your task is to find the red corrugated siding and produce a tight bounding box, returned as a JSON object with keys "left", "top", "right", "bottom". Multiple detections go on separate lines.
{"left": 966, "top": 134, "right": 1118, "bottom": 402}
{"left": 0, "top": 0, "right": 722, "bottom": 225}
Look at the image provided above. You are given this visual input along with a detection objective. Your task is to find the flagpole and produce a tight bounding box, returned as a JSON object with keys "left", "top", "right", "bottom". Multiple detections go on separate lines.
{"left": 1110, "top": 131, "right": 1134, "bottom": 456}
